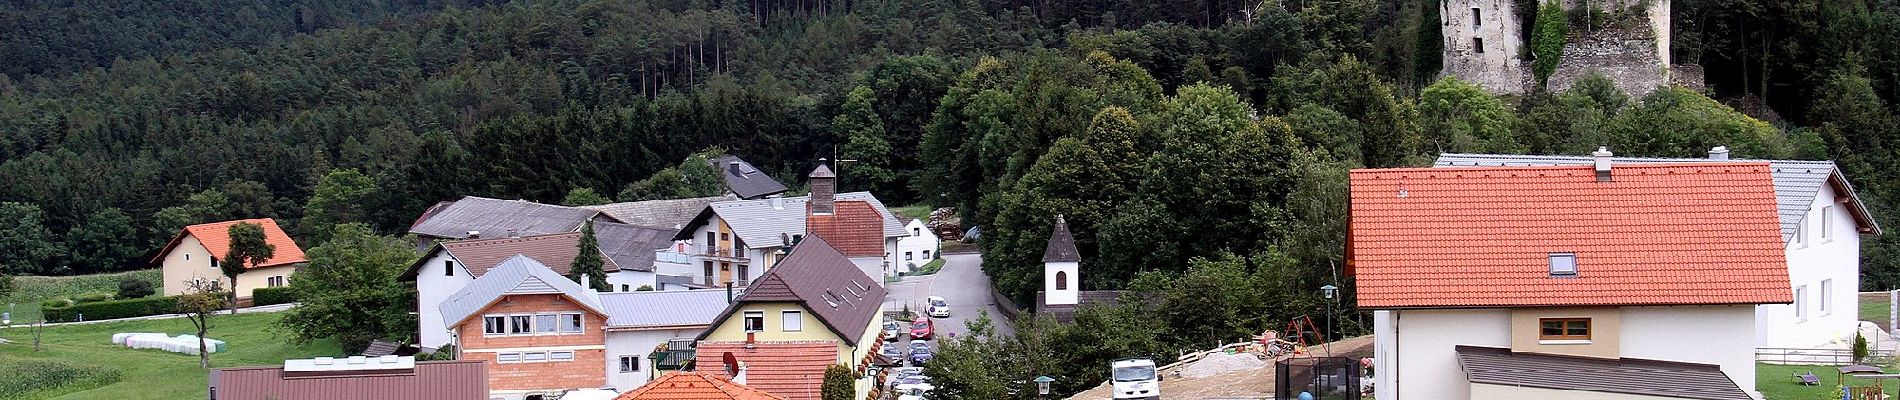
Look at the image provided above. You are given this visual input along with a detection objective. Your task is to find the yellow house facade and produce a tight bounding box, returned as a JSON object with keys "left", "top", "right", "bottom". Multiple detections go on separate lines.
{"left": 154, "top": 219, "right": 307, "bottom": 298}
{"left": 694, "top": 235, "right": 888, "bottom": 400}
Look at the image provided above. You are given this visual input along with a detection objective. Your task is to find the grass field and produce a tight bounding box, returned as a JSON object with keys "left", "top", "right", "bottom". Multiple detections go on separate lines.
{"left": 4, "top": 270, "right": 163, "bottom": 324}
{"left": 892, "top": 204, "right": 931, "bottom": 220}
{"left": 0, "top": 312, "right": 339, "bottom": 400}
{"left": 1864, "top": 292, "right": 1893, "bottom": 331}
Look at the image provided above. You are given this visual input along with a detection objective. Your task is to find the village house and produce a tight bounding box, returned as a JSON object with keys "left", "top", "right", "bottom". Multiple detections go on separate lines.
{"left": 895, "top": 218, "right": 940, "bottom": 274}
{"left": 1034, "top": 215, "right": 1129, "bottom": 323}
{"left": 155, "top": 218, "right": 306, "bottom": 299}
{"left": 668, "top": 164, "right": 903, "bottom": 287}
{"left": 693, "top": 235, "right": 888, "bottom": 400}
{"left": 1437, "top": 147, "right": 1881, "bottom": 349}
{"left": 208, "top": 356, "right": 488, "bottom": 400}
{"left": 1354, "top": 154, "right": 1790, "bottom": 400}
{"left": 614, "top": 371, "right": 787, "bottom": 400}
{"left": 709, "top": 155, "right": 791, "bottom": 200}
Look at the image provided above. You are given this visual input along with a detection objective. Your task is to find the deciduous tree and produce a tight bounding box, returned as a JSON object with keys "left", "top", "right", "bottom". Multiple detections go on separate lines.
{"left": 222, "top": 222, "right": 275, "bottom": 313}
{"left": 277, "top": 223, "right": 418, "bottom": 352}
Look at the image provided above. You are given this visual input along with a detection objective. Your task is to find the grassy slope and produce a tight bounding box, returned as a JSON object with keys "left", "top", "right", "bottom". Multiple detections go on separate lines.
{"left": 892, "top": 204, "right": 931, "bottom": 221}
{"left": 5, "top": 270, "right": 163, "bottom": 323}
{"left": 0, "top": 312, "right": 339, "bottom": 400}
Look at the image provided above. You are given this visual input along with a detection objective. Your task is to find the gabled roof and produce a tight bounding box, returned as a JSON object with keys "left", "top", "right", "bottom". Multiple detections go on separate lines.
{"left": 599, "top": 290, "right": 731, "bottom": 329}
{"left": 583, "top": 195, "right": 737, "bottom": 229}
{"left": 210, "top": 360, "right": 488, "bottom": 400}
{"left": 438, "top": 255, "right": 606, "bottom": 328}
{"left": 710, "top": 155, "right": 790, "bottom": 199}
{"left": 1042, "top": 215, "right": 1081, "bottom": 263}
{"left": 616, "top": 371, "right": 788, "bottom": 400}
{"left": 1436, "top": 153, "right": 1882, "bottom": 239}
{"left": 407, "top": 196, "right": 615, "bottom": 239}
{"left": 805, "top": 201, "right": 887, "bottom": 257}
{"left": 152, "top": 218, "right": 307, "bottom": 268}
{"left": 594, "top": 222, "right": 676, "bottom": 273}
{"left": 1456, "top": 346, "right": 1751, "bottom": 400}
{"left": 695, "top": 235, "right": 885, "bottom": 346}
{"left": 692, "top": 341, "right": 838, "bottom": 400}
{"left": 672, "top": 192, "right": 905, "bottom": 245}
{"left": 1349, "top": 164, "right": 1792, "bottom": 309}
{"left": 398, "top": 232, "right": 619, "bottom": 281}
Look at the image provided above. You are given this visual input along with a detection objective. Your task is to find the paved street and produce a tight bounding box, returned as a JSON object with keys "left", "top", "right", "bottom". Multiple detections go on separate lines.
{"left": 884, "top": 252, "right": 1015, "bottom": 340}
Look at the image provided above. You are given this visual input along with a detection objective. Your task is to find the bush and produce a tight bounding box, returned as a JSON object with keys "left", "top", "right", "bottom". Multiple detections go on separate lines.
{"left": 74, "top": 292, "right": 114, "bottom": 304}
{"left": 1854, "top": 333, "right": 1870, "bottom": 362}
{"left": 117, "top": 276, "right": 156, "bottom": 299}
{"left": 43, "top": 295, "right": 181, "bottom": 322}
{"left": 41, "top": 298, "right": 72, "bottom": 309}
{"left": 1530, "top": 0, "right": 1569, "bottom": 86}
{"left": 251, "top": 286, "right": 298, "bottom": 306}
{"left": 0, "top": 273, "right": 12, "bottom": 297}
{"left": 0, "top": 360, "right": 122, "bottom": 398}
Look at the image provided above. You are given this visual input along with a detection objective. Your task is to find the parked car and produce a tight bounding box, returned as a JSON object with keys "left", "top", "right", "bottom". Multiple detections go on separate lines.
{"left": 884, "top": 321, "right": 904, "bottom": 341}
{"left": 896, "top": 387, "right": 929, "bottom": 400}
{"left": 894, "top": 375, "right": 935, "bottom": 393}
{"left": 881, "top": 342, "right": 907, "bottom": 361}
{"left": 908, "top": 341, "right": 935, "bottom": 365}
{"left": 909, "top": 317, "right": 934, "bottom": 340}
{"left": 926, "top": 296, "right": 950, "bottom": 318}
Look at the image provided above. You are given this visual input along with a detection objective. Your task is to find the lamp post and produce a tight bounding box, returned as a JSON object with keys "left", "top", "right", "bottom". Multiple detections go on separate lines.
{"left": 1035, "top": 376, "right": 1055, "bottom": 400}
{"left": 1320, "top": 284, "right": 1338, "bottom": 342}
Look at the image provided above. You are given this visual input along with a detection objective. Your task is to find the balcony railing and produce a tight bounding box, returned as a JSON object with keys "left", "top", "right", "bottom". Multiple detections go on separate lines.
{"left": 691, "top": 245, "right": 746, "bottom": 259}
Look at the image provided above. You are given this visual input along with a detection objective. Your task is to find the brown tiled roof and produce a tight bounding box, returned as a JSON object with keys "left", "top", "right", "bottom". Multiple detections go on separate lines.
{"left": 1455, "top": 345, "right": 1750, "bottom": 400}
{"left": 1041, "top": 215, "right": 1080, "bottom": 263}
{"left": 208, "top": 360, "right": 488, "bottom": 400}
{"left": 693, "top": 341, "right": 839, "bottom": 400}
{"left": 697, "top": 235, "right": 884, "bottom": 346}
{"left": 153, "top": 218, "right": 307, "bottom": 268}
{"left": 616, "top": 371, "right": 789, "bottom": 400}
{"left": 398, "top": 232, "right": 619, "bottom": 281}
{"left": 805, "top": 201, "right": 886, "bottom": 257}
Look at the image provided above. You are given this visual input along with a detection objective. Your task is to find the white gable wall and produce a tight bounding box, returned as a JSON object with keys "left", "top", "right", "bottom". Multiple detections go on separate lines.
{"left": 896, "top": 219, "right": 939, "bottom": 274}
{"left": 1622, "top": 305, "right": 1757, "bottom": 394}
{"left": 1758, "top": 184, "right": 1862, "bottom": 349}
{"left": 604, "top": 327, "right": 703, "bottom": 391}
{"left": 1380, "top": 309, "right": 1512, "bottom": 400}
{"left": 605, "top": 270, "right": 657, "bottom": 293}
{"left": 416, "top": 251, "right": 476, "bottom": 348}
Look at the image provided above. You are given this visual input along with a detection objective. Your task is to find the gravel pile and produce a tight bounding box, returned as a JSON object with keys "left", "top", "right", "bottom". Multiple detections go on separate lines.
{"left": 1180, "top": 352, "right": 1268, "bottom": 379}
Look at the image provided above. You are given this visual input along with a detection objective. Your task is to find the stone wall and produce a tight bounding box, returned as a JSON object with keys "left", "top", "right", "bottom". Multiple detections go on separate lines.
{"left": 1440, "top": 0, "right": 1527, "bottom": 93}
{"left": 1445, "top": 0, "right": 1688, "bottom": 95}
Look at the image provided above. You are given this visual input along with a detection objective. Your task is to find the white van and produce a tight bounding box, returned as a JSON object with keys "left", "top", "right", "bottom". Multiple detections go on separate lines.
{"left": 1111, "top": 358, "right": 1160, "bottom": 399}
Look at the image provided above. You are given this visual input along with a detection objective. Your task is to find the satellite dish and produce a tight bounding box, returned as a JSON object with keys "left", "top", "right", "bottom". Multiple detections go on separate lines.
{"left": 723, "top": 352, "right": 739, "bottom": 375}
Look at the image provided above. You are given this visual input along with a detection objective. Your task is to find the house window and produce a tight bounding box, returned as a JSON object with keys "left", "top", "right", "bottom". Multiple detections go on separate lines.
{"left": 1796, "top": 221, "right": 1809, "bottom": 247}
{"left": 620, "top": 355, "right": 642, "bottom": 373}
{"left": 185, "top": 253, "right": 190, "bottom": 261}
{"left": 621, "top": 284, "right": 630, "bottom": 292}
{"left": 509, "top": 315, "right": 533, "bottom": 334}
{"left": 1796, "top": 285, "right": 1809, "bottom": 321}
{"left": 704, "top": 261, "right": 715, "bottom": 284}
{"left": 1056, "top": 271, "right": 1069, "bottom": 290}
{"left": 1548, "top": 253, "right": 1577, "bottom": 276}
{"left": 445, "top": 260, "right": 455, "bottom": 276}
{"left": 535, "top": 314, "right": 559, "bottom": 334}
{"left": 912, "top": 228, "right": 921, "bottom": 236}
{"left": 561, "top": 313, "right": 584, "bottom": 333}
{"left": 744, "top": 311, "right": 765, "bottom": 332}
{"left": 782, "top": 310, "right": 803, "bottom": 332}
{"left": 923, "top": 250, "right": 931, "bottom": 259}
{"left": 522, "top": 352, "right": 548, "bottom": 362}
{"left": 210, "top": 257, "right": 219, "bottom": 269}
{"left": 1473, "top": 38, "right": 1485, "bottom": 53}
{"left": 1538, "top": 318, "right": 1591, "bottom": 341}
{"left": 906, "top": 252, "right": 914, "bottom": 261}
{"left": 739, "top": 265, "right": 750, "bottom": 283}
{"left": 497, "top": 352, "right": 522, "bottom": 363}
{"left": 266, "top": 276, "right": 283, "bottom": 287}
{"left": 549, "top": 351, "right": 575, "bottom": 362}
{"left": 1822, "top": 205, "right": 1835, "bottom": 242}
{"left": 1472, "top": 8, "right": 1482, "bottom": 26}
{"left": 483, "top": 316, "right": 507, "bottom": 336}
{"left": 1821, "top": 279, "right": 1833, "bottom": 315}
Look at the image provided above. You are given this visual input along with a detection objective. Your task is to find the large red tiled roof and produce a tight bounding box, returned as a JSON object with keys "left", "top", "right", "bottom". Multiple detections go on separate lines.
{"left": 1348, "top": 163, "right": 1792, "bottom": 309}
{"left": 153, "top": 218, "right": 307, "bottom": 268}
{"left": 693, "top": 341, "right": 840, "bottom": 400}
{"left": 806, "top": 201, "right": 886, "bottom": 257}
{"left": 616, "top": 371, "right": 788, "bottom": 400}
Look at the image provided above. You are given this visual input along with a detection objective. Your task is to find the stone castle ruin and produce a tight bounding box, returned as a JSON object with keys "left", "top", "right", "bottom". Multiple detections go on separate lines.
{"left": 1441, "top": 0, "right": 1702, "bottom": 95}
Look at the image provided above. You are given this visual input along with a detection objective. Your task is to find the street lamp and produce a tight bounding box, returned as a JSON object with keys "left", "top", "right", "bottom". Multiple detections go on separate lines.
{"left": 1034, "top": 376, "right": 1055, "bottom": 399}
{"left": 1320, "top": 284, "right": 1338, "bottom": 342}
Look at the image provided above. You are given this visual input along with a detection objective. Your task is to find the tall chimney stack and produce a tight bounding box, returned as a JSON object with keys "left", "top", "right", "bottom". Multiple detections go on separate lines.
{"left": 1592, "top": 146, "right": 1614, "bottom": 182}
{"left": 809, "top": 160, "right": 836, "bottom": 215}
{"left": 1709, "top": 146, "right": 1730, "bottom": 160}
{"left": 729, "top": 161, "right": 744, "bottom": 176}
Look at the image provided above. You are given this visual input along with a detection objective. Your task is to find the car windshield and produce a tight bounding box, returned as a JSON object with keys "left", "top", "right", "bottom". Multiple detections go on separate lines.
{"left": 929, "top": 299, "right": 946, "bottom": 307}
{"left": 885, "top": 322, "right": 900, "bottom": 330}
{"left": 1113, "top": 366, "right": 1157, "bottom": 382}
{"left": 913, "top": 321, "right": 929, "bottom": 330}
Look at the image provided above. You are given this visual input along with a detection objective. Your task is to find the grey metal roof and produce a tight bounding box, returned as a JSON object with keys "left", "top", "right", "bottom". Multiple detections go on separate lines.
{"left": 438, "top": 255, "right": 606, "bottom": 328}
{"left": 1042, "top": 215, "right": 1081, "bottom": 262}
{"left": 583, "top": 195, "right": 736, "bottom": 229}
{"left": 408, "top": 196, "right": 608, "bottom": 239}
{"left": 598, "top": 290, "right": 731, "bottom": 328}
{"left": 675, "top": 192, "right": 905, "bottom": 246}
{"left": 594, "top": 222, "right": 675, "bottom": 273}
{"left": 1435, "top": 153, "right": 1882, "bottom": 240}
{"left": 709, "top": 155, "right": 790, "bottom": 199}
{"left": 1455, "top": 345, "right": 1751, "bottom": 400}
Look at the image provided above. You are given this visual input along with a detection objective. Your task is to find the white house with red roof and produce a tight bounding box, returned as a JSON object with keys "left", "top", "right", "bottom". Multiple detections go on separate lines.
{"left": 154, "top": 218, "right": 306, "bottom": 298}
{"left": 1353, "top": 151, "right": 1788, "bottom": 400}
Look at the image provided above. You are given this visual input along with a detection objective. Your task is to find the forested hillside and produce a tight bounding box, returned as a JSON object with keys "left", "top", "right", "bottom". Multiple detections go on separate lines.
{"left": 2, "top": 0, "right": 1899, "bottom": 305}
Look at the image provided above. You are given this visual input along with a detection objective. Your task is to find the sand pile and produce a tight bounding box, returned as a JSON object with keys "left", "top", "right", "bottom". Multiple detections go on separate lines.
{"left": 1180, "top": 351, "right": 1269, "bottom": 379}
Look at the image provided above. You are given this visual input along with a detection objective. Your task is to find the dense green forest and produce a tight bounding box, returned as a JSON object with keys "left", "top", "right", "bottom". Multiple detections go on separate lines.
{"left": 2, "top": 0, "right": 1900, "bottom": 302}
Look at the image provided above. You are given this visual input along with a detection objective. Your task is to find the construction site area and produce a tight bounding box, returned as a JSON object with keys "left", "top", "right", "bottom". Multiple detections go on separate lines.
{"left": 1067, "top": 328, "right": 1375, "bottom": 400}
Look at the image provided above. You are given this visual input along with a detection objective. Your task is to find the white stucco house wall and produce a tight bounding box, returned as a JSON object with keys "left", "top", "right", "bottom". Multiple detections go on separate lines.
{"left": 600, "top": 290, "right": 728, "bottom": 391}
{"left": 1357, "top": 157, "right": 1792, "bottom": 400}
{"left": 895, "top": 218, "right": 941, "bottom": 274}
{"left": 665, "top": 164, "right": 906, "bottom": 288}
{"left": 1438, "top": 149, "right": 1881, "bottom": 349}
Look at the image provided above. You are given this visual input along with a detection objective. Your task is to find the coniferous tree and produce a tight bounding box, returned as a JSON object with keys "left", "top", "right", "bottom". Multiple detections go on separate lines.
{"left": 569, "top": 221, "right": 609, "bottom": 291}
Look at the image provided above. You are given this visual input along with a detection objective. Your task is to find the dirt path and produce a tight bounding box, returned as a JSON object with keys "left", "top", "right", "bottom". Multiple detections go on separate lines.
{"left": 1066, "top": 335, "right": 1373, "bottom": 400}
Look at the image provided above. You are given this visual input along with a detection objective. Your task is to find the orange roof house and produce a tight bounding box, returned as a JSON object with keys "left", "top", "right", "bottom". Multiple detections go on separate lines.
{"left": 155, "top": 218, "right": 308, "bottom": 298}
{"left": 620, "top": 365, "right": 791, "bottom": 400}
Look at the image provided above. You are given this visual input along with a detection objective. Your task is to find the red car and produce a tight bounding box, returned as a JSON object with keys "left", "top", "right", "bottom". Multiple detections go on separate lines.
{"left": 909, "top": 317, "right": 934, "bottom": 340}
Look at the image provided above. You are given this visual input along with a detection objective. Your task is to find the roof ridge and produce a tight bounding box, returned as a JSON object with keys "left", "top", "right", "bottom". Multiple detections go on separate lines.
{"left": 1439, "top": 152, "right": 1841, "bottom": 165}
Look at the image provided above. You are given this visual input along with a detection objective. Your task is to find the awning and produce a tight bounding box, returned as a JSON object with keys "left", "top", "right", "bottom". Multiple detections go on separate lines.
{"left": 1456, "top": 346, "right": 1752, "bottom": 400}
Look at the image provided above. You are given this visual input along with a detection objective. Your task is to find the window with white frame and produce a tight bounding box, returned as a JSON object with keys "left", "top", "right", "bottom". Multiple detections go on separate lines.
{"left": 1795, "top": 285, "right": 1809, "bottom": 321}
{"left": 535, "top": 314, "right": 559, "bottom": 334}
{"left": 923, "top": 250, "right": 931, "bottom": 259}
{"left": 497, "top": 352, "right": 522, "bottom": 363}
{"left": 1822, "top": 205, "right": 1836, "bottom": 242}
{"left": 620, "top": 355, "right": 642, "bottom": 373}
{"left": 782, "top": 310, "right": 803, "bottom": 332}
{"left": 549, "top": 351, "right": 574, "bottom": 361}
{"left": 744, "top": 311, "right": 765, "bottom": 331}
{"left": 1821, "top": 279, "right": 1833, "bottom": 315}
{"left": 1796, "top": 221, "right": 1808, "bottom": 247}
{"left": 483, "top": 316, "right": 506, "bottom": 336}
{"left": 522, "top": 352, "right": 548, "bottom": 362}
{"left": 509, "top": 315, "right": 532, "bottom": 334}
{"left": 905, "top": 252, "right": 914, "bottom": 261}
{"left": 561, "top": 313, "right": 583, "bottom": 333}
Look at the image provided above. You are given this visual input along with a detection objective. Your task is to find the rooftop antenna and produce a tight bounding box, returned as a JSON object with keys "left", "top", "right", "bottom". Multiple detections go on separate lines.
{"left": 830, "top": 145, "right": 858, "bottom": 192}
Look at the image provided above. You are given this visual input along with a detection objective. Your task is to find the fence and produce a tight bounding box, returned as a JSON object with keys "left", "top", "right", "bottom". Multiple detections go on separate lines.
{"left": 989, "top": 282, "right": 1024, "bottom": 322}
{"left": 1756, "top": 347, "right": 1897, "bottom": 365}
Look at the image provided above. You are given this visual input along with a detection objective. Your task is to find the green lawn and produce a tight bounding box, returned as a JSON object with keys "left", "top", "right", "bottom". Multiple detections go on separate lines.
{"left": 4, "top": 270, "right": 163, "bottom": 324}
{"left": 0, "top": 312, "right": 340, "bottom": 400}
{"left": 892, "top": 204, "right": 932, "bottom": 220}
{"left": 1758, "top": 362, "right": 1900, "bottom": 399}
{"left": 1864, "top": 292, "right": 1892, "bottom": 331}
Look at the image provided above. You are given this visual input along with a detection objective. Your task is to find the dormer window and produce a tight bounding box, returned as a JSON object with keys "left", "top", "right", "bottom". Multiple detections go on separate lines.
{"left": 1549, "top": 253, "right": 1577, "bottom": 276}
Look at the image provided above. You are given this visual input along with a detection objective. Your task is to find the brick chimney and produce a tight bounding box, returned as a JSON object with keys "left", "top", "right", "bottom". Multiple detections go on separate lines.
{"left": 809, "top": 160, "right": 836, "bottom": 215}
{"left": 1592, "top": 146, "right": 1613, "bottom": 182}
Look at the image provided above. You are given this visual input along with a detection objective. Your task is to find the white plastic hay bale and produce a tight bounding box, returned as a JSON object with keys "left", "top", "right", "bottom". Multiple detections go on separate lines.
{"left": 112, "top": 332, "right": 165, "bottom": 345}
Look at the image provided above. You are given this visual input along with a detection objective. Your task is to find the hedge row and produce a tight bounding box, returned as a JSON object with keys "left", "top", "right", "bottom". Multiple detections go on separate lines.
{"left": 251, "top": 287, "right": 298, "bottom": 306}
{"left": 43, "top": 296, "right": 180, "bottom": 323}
